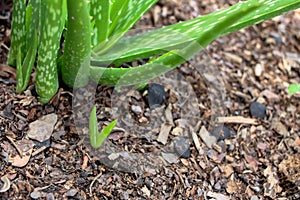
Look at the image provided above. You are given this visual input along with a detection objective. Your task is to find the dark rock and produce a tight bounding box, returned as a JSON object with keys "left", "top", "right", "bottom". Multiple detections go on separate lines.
{"left": 250, "top": 101, "right": 266, "bottom": 119}
{"left": 174, "top": 136, "right": 191, "bottom": 158}
{"left": 34, "top": 139, "right": 51, "bottom": 148}
{"left": 212, "top": 126, "right": 232, "bottom": 141}
{"left": 146, "top": 83, "right": 166, "bottom": 109}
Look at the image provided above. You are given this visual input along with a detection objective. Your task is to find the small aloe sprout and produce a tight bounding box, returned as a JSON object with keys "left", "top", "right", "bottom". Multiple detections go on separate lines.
{"left": 89, "top": 106, "right": 117, "bottom": 148}
{"left": 288, "top": 84, "right": 300, "bottom": 95}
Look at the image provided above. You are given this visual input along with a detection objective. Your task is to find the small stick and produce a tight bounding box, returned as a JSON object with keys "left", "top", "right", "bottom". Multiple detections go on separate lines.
{"left": 216, "top": 116, "right": 258, "bottom": 125}
{"left": 89, "top": 172, "right": 102, "bottom": 195}
{"left": 32, "top": 146, "right": 47, "bottom": 157}
{"left": 6, "top": 136, "right": 23, "bottom": 158}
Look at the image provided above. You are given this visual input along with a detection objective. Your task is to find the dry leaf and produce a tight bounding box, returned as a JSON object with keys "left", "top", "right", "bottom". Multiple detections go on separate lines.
{"left": 221, "top": 164, "right": 234, "bottom": 178}
{"left": 0, "top": 176, "right": 11, "bottom": 193}
{"left": 244, "top": 154, "right": 259, "bottom": 171}
{"left": 226, "top": 179, "right": 238, "bottom": 194}
{"left": 141, "top": 185, "right": 151, "bottom": 197}
{"left": 263, "top": 166, "right": 282, "bottom": 198}
{"left": 8, "top": 139, "right": 34, "bottom": 167}
{"left": 271, "top": 119, "right": 289, "bottom": 137}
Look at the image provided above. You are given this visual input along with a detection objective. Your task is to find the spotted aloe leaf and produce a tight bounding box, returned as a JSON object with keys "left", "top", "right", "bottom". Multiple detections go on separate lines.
{"left": 91, "top": 0, "right": 300, "bottom": 65}
{"left": 16, "top": 0, "right": 40, "bottom": 93}
{"left": 92, "top": 0, "right": 158, "bottom": 55}
{"left": 90, "top": 0, "right": 110, "bottom": 47}
{"left": 7, "top": 0, "right": 26, "bottom": 67}
{"left": 36, "top": 0, "right": 65, "bottom": 103}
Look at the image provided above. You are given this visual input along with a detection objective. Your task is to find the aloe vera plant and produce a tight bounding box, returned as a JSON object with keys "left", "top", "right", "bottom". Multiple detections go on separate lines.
{"left": 7, "top": 0, "right": 300, "bottom": 147}
{"left": 8, "top": 0, "right": 300, "bottom": 100}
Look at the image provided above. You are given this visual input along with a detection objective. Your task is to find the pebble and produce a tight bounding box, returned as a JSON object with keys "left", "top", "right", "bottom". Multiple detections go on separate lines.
{"left": 171, "top": 127, "right": 183, "bottom": 136}
{"left": 214, "top": 182, "right": 222, "bottom": 191}
{"left": 251, "top": 195, "right": 259, "bottom": 200}
{"left": 146, "top": 83, "right": 166, "bottom": 108}
{"left": 131, "top": 105, "right": 142, "bottom": 115}
{"left": 65, "top": 189, "right": 78, "bottom": 197}
{"left": 250, "top": 101, "right": 266, "bottom": 119}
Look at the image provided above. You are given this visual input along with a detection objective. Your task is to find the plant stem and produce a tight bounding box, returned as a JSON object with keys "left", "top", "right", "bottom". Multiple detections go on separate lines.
{"left": 62, "top": 0, "right": 91, "bottom": 88}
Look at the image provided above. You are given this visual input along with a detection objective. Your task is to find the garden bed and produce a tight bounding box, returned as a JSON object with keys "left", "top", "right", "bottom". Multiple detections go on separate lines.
{"left": 0, "top": 0, "right": 299, "bottom": 199}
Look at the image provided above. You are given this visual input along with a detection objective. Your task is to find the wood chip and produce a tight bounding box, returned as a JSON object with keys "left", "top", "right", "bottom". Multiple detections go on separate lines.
{"left": 191, "top": 131, "right": 204, "bottom": 155}
{"left": 141, "top": 185, "right": 151, "bottom": 197}
{"left": 157, "top": 122, "right": 173, "bottom": 145}
{"left": 216, "top": 116, "right": 258, "bottom": 125}
{"left": 199, "top": 126, "right": 217, "bottom": 148}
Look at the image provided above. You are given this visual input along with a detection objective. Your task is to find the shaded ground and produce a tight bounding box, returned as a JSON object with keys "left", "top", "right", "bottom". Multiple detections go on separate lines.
{"left": 1, "top": 0, "right": 300, "bottom": 199}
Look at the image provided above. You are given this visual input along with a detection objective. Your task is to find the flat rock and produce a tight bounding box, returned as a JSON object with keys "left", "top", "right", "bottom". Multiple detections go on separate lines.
{"left": 28, "top": 113, "right": 58, "bottom": 142}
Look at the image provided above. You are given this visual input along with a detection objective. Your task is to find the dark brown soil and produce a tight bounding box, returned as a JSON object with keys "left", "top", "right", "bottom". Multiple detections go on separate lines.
{"left": 0, "top": 0, "right": 299, "bottom": 199}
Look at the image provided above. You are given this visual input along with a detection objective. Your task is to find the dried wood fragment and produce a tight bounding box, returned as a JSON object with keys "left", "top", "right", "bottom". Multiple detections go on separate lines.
{"left": 157, "top": 123, "right": 173, "bottom": 145}
{"left": 191, "top": 131, "right": 203, "bottom": 155}
{"left": 216, "top": 116, "right": 258, "bottom": 125}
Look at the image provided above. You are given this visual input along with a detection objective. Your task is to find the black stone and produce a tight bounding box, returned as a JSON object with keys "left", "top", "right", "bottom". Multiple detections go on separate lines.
{"left": 250, "top": 101, "right": 266, "bottom": 119}
{"left": 174, "top": 136, "right": 191, "bottom": 158}
{"left": 146, "top": 83, "right": 166, "bottom": 109}
{"left": 33, "top": 139, "right": 51, "bottom": 148}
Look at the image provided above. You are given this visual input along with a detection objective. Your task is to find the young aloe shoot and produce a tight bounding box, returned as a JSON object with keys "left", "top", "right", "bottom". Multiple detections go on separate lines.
{"left": 89, "top": 106, "right": 117, "bottom": 148}
{"left": 288, "top": 84, "right": 300, "bottom": 95}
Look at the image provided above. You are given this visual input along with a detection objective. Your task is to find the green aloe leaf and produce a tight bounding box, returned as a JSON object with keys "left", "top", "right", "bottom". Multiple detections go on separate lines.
{"left": 92, "top": 0, "right": 300, "bottom": 65}
{"left": 36, "top": 0, "right": 64, "bottom": 103}
{"left": 7, "top": 0, "right": 26, "bottom": 67}
{"left": 16, "top": 0, "right": 40, "bottom": 93}
{"left": 92, "top": 0, "right": 158, "bottom": 55}
{"left": 90, "top": 0, "right": 262, "bottom": 86}
{"left": 89, "top": 106, "right": 98, "bottom": 148}
{"left": 90, "top": 0, "right": 111, "bottom": 47}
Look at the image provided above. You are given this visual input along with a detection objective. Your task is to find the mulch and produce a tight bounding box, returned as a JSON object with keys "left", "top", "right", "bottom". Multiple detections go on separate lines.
{"left": 0, "top": 0, "right": 299, "bottom": 199}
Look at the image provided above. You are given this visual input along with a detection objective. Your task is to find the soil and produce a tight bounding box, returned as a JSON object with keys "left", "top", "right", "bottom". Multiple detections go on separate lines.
{"left": 1, "top": 0, "right": 300, "bottom": 199}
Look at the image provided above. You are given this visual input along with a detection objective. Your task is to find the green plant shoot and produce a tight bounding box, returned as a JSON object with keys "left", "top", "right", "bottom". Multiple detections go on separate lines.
{"left": 89, "top": 106, "right": 117, "bottom": 148}
{"left": 288, "top": 84, "right": 300, "bottom": 95}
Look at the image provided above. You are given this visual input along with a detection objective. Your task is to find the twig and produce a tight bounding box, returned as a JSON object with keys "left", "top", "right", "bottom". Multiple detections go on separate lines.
{"left": 6, "top": 136, "right": 23, "bottom": 158}
{"left": 216, "top": 116, "right": 258, "bottom": 125}
{"left": 32, "top": 146, "right": 47, "bottom": 157}
{"left": 1, "top": 42, "right": 9, "bottom": 51}
{"left": 89, "top": 172, "right": 102, "bottom": 195}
